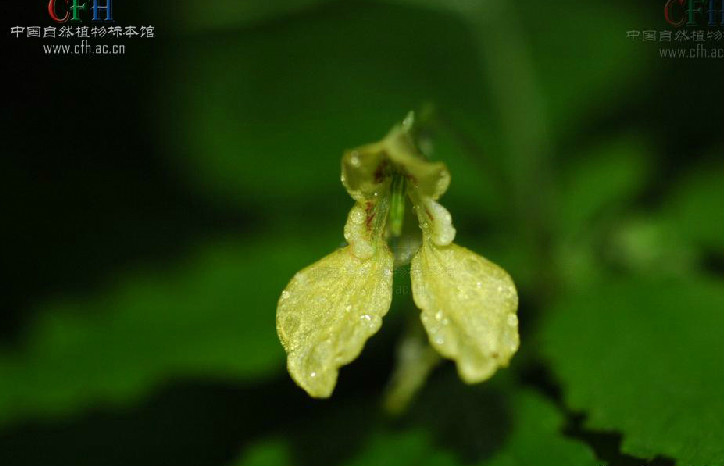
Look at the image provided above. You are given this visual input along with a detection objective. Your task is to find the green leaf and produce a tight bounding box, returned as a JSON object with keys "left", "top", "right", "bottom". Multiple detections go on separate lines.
{"left": 0, "top": 232, "right": 339, "bottom": 427}
{"left": 233, "top": 438, "right": 292, "bottom": 466}
{"left": 606, "top": 215, "right": 697, "bottom": 277}
{"left": 479, "top": 389, "right": 597, "bottom": 466}
{"left": 541, "top": 278, "right": 724, "bottom": 465}
{"left": 353, "top": 391, "right": 597, "bottom": 466}
{"left": 233, "top": 373, "right": 597, "bottom": 466}
{"left": 382, "top": 0, "right": 648, "bottom": 143}
{"left": 157, "top": 2, "right": 501, "bottom": 216}
{"left": 558, "top": 135, "right": 651, "bottom": 236}
{"left": 664, "top": 159, "right": 724, "bottom": 253}
{"left": 517, "top": 0, "right": 648, "bottom": 143}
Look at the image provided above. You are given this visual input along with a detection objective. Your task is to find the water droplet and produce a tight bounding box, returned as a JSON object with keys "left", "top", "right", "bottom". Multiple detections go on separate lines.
{"left": 349, "top": 152, "right": 361, "bottom": 167}
{"left": 350, "top": 207, "right": 365, "bottom": 224}
{"left": 310, "top": 371, "right": 317, "bottom": 378}
{"left": 281, "top": 290, "right": 290, "bottom": 300}
{"left": 435, "top": 310, "right": 444, "bottom": 321}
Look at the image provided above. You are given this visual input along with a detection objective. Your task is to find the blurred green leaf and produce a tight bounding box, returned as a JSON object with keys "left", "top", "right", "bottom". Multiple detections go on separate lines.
{"left": 233, "top": 373, "right": 597, "bottom": 466}
{"left": 0, "top": 232, "right": 339, "bottom": 427}
{"left": 234, "top": 438, "right": 292, "bottom": 466}
{"left": 351, "top": 391, "right": 597, "bottom": 466}
{"left": 431, "top": 125, "right": 507, "bottom": 221}
{"left": 477, "top": 389, "right": 596, "bottom": 466}
{"left": 516, "top": 0, "right": 647, "bottom": 143}
{"left": 383, "top": 0, "right": 647, "bottom": 143}
{"left": 558, "top": 135, "right": 651, "bottom": 237}
{"left": 664, "top": 159, "right": 724, "bottom": 253}
{"left": 606, "top": 215, "right": 697, "bottom": 276}
{"left": 157, "top": 2, "right": 502, "bottom": 217}
{"left": 550, "top": 136, "right": 652, "bottom": 290}
{"left": 541, "top": 278, "right": 724, "bottom": 465}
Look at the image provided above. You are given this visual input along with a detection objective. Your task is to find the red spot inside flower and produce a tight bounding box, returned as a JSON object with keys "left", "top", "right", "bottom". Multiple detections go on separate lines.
{"left": 365, "top": 201, "right": 374, "bottom": 230}
{"left": 374, "top": 159, "right": 388, "bottom": 183}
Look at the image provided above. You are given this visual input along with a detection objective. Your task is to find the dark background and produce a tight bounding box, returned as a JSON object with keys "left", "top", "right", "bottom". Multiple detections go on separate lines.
{"left": 1, "top": 1, "right": 722, "bottom": 465}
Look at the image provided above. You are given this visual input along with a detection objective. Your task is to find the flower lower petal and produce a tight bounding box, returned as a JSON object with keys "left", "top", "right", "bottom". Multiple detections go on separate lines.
{"left": 410, "top": 241, "right": 519, "bottom": 383}
{"left": 276, "top": 245, "right": 393, "bottom": 397}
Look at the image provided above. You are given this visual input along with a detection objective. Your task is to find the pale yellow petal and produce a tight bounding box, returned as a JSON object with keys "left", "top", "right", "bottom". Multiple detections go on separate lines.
{"left": 411, "top": 195, "right": 456, "bottom": 247}
{"left": 340, "top": 142, "right": 387, "bottom": 202}
{"left": 340, "top": 116, "right": 450, "bottom": 202}
{"left": 343, "top": 200, "right": 388, "bottom": 259}
{"left": 276, "top": 245, "right": 393, "bottom": 398}
{"left": 410, "top": 241, "right": 519, "bottom": 383}
{"left": 383, "top": 129, "right": 450, "bottom": 200}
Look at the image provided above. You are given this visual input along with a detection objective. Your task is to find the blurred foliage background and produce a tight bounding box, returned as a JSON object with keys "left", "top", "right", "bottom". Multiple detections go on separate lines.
{"left": 1, "top": 0, "right": 723, "bottom": 464}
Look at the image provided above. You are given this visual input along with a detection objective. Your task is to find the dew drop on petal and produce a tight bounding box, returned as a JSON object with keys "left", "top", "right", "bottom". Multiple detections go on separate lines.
{"left": 350, "top": 152, "right": 361, "bottom": 167}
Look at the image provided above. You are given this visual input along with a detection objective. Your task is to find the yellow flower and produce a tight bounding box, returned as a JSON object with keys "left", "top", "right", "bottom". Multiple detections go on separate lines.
{"left": 276, "top": 114, "right": 519, "bottom": 398}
